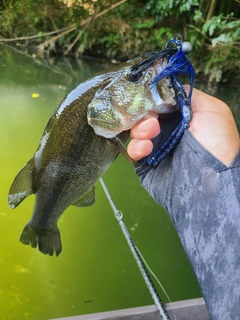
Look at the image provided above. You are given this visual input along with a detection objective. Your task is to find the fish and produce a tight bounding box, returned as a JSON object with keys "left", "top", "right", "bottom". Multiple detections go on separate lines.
{"left": 8, "top": 55, "right": 177, "bottom": 256}
{"left": 87, "top": 58, "right": 177, "bottom": 138}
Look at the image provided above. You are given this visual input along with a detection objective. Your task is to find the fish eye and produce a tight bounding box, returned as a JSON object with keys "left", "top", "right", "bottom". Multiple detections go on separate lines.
{"left": 127, "top": 71, "right": 143, "bottom": 83}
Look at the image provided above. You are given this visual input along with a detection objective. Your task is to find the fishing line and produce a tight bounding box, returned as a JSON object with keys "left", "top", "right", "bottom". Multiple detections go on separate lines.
{"left": 99, "top": 177, "right": 171, "bottom": 320}
{"left": 134, "top": 245, "right": 171, "bottom": 303}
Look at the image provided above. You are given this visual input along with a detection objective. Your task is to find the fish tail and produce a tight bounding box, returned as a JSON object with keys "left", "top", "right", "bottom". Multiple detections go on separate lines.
{"left": 20, "top": 223, "right": 62, "bottom": 256}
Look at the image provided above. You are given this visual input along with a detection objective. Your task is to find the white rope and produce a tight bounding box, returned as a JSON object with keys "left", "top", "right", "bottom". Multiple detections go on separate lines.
{"left": 99, "top": 177, "right": 170, "bottom": 320}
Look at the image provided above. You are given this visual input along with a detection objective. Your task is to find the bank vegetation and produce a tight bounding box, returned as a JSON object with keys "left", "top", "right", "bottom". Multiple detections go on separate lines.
{"left": 0, "top": 0, "right": 239, "bottom": 83}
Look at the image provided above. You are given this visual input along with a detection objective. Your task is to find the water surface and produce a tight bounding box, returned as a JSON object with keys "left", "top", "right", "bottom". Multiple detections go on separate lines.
{"left": 0, "top": 46, "right": 239, "bottom": 320}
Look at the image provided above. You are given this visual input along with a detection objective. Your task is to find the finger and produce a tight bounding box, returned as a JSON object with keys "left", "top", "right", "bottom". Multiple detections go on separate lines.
{"left": 130, "top": 117, "right": 160, "bottom": 140}
{"left": 127, "top": 139, "right": 153, "bottom": 161}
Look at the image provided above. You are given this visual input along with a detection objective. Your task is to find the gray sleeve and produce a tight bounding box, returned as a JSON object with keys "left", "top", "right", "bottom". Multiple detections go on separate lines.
{"left": 136, "top": 129, "right": 240, "bottom": 320}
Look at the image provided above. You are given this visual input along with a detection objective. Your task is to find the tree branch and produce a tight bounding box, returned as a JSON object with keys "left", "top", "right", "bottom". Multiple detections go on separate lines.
{"left": 38, "top": 0, "right": 127, "bottom": 50}
{"left": 0, "top": 26, "right": 73, "bottom": 42}
{"left": 63, "top": 7, "right": 100, "bottom": 55}
{"left": 0, "top": 0, "right": 127, "bottom": 47}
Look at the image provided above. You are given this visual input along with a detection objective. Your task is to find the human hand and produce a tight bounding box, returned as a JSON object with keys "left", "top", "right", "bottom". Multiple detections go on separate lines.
{"left": 127, "top": 87, "right": 240, "bottom": 166}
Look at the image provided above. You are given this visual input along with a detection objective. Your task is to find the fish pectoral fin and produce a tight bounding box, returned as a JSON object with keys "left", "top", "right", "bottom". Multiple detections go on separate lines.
{"left": 110, "top": 137, "right": 140, "bottom": 167}
{"left": 8, "top": 158, "right": 34, "bottom": 209}
{"left": 72, "top": 187, "right": 95, "bottom": 207}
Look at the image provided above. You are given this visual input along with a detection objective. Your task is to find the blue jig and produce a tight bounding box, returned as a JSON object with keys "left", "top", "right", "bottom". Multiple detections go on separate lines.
{"left": 146, "top": 38, "right": 195, "bottom": 167}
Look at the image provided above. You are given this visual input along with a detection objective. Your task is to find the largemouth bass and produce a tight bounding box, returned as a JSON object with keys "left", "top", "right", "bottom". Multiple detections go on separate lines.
{"left": 87, "top": 58, "right": 177, "bottom": 138}
{"left": 8, "top": 56, "right": 177, "bottom": 256}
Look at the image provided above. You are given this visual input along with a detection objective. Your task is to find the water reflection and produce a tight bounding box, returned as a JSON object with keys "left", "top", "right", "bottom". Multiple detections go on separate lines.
{"left": 0, "top": 45, "right": 239, "bottom": 320}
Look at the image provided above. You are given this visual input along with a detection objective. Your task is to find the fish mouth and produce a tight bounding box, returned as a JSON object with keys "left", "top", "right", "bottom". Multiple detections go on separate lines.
{"left": 88, "top": 116, "right": 122, "bottom": 138}
{"left": 139, "top": 58, "right": 177, "bottom": 111}
{"left": 87, "top": 105, "right": 119, "bottom": 127}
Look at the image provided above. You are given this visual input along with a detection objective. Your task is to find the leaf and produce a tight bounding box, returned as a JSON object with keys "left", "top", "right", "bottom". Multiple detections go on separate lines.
{"left": 135, "top": 19, "right": 155, "bottom": 29}
{"left": 202, "top": 20, "right": 211, "bottom": 34}
{"left": 211, "top": 34, "right": 230, "bottom": 47}
{"left": 209, "top": 24, "right": 216, "bottom": 36}
{"left": 193, "top": 10, "right": 203, "bottom": 22}
{"left": 226, "top": 20, "right": 240, "bottom": 29}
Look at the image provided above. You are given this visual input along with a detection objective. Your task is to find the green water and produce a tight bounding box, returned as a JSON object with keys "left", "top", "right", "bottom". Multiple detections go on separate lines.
{"left": 0, "top": 46, "right": 239, "bottom": 320}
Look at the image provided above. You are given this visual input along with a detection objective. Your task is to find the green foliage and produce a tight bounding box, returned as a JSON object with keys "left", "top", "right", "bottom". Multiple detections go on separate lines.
{"left": 202, "top": 13, "right": 240, "bottom": 47}
{"left": 190, "top": 8, "right": 240, "bottom": 82}
{"left": 144, "top": 0, "right": 200, "bottom": 19}
{"left": 0, "top": 0, "right": 239, "bottom": 83}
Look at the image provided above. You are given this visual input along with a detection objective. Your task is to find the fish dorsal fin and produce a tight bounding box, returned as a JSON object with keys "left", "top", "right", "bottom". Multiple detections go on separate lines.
{"left": 8, "top": 158, "right": 34, "bottom": 209}
{"left": 110, "top": 137, "right": 140, "bottom": 167}
{"left": 72, "top": 187, "right": 95, "bottom": 207}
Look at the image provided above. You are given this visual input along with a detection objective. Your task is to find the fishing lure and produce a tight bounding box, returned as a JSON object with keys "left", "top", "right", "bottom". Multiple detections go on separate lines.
{"left": 130, "top": 36, "right": 195, "bottom": 167}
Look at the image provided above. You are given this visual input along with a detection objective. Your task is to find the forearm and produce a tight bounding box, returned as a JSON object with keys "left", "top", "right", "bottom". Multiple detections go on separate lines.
{"left": 136, "top": 130, "right": 240, "bottom": 320}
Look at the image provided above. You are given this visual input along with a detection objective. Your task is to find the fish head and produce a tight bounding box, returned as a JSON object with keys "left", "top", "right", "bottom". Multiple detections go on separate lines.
{"left": 87, "top": 57, "right": 178, "bottom": 138}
